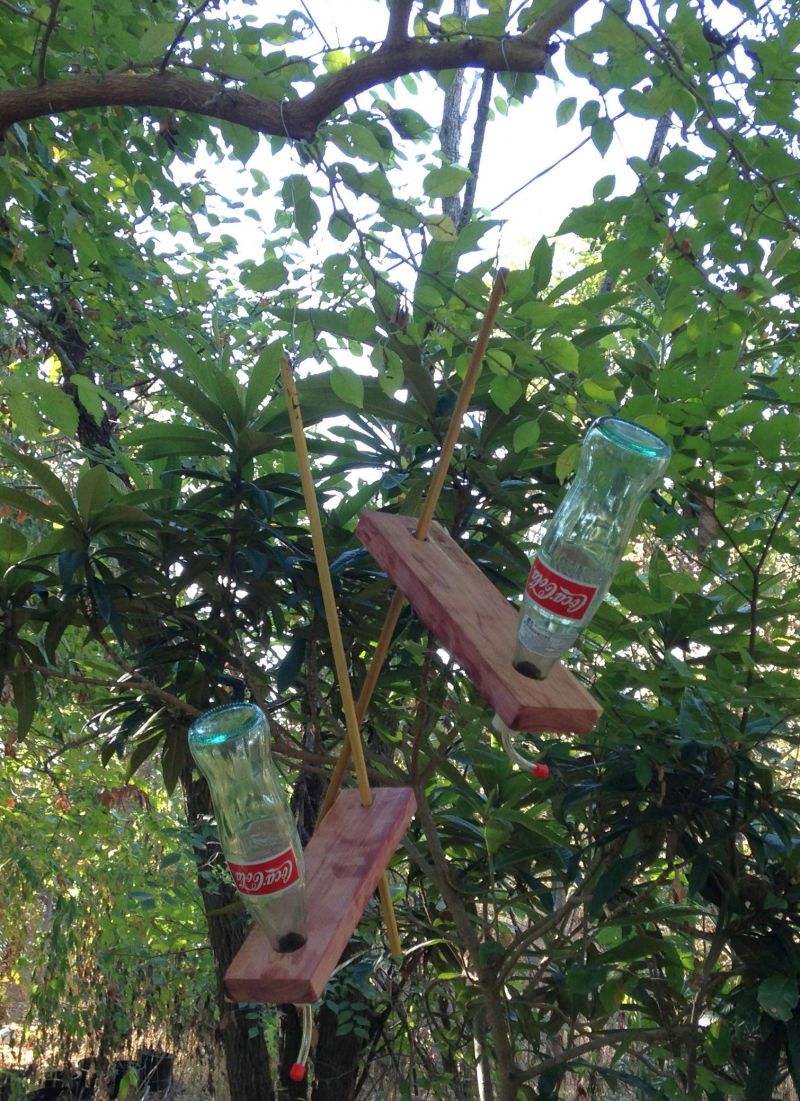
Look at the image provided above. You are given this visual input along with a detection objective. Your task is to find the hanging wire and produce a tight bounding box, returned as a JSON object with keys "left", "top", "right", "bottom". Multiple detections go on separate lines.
{"left": 493, "top": 714, "right": 550, "bottom": 778}
{"left": 288, "top": 1003, "right": 314, "bottom": 1082}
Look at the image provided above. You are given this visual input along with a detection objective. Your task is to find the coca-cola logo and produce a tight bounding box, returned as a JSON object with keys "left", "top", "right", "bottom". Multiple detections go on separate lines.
{"left": 525, "top": 558, "right": 598, "bottom": 621}
{"left": 227, "top": 847, "right": 299, "bottom": 896}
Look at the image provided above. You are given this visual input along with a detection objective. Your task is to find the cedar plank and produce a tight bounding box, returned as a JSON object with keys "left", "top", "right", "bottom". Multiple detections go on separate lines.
{"left": 356, "top": 512, "right": 601, "bottom": 733}
{"left": 224, "top": 787, "right": 416, "bottom": 1004}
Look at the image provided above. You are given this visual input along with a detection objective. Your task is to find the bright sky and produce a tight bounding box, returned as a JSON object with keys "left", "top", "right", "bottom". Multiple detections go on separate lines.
{"left": 186, "top": 0, "right": 660, "bottom": 279}
{"left": 301, "top": 0, "right": 657, "bottom": 264}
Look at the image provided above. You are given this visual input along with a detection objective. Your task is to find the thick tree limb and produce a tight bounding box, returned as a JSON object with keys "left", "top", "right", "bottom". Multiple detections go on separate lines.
{"left": 522, "top": 0, "right": 583, "bottom": 45}
{"left": 0, "top": 2, "right": 589, "bottom": 139}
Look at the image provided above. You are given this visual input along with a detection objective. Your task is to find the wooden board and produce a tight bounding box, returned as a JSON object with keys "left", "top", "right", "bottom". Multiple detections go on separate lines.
{"left": 224, "top": 786, "right": 416, "bottom": 1005}
{"left": 357, "top": 511, "right": 601, "bottom": 734}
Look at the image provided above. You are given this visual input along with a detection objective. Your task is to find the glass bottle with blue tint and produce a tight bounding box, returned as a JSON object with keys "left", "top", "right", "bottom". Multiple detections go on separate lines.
{"left": 514, "top": 417, "right": 671, "bottom": 679}
{"left": 188, "top": 702, "right": 307, "bottom": 953}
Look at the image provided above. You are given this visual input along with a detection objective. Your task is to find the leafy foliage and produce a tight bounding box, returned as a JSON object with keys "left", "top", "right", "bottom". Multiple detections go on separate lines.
{"left": 3, "top": 1, "right": 800, "bottom": 1100}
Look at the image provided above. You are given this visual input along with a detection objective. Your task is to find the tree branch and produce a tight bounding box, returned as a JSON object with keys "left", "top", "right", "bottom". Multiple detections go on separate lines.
{"left": 16, "top": 661, "right": 201, "bottom": 716}
{"left": 514, "top": 1027, "right": 692, "bottom": 1082}
{"left": 161, "top": 0, "right": 216, "bottom": 73}
{"left": 523, "top": 0, "right": 585, "bottom": 45}
{"left": 384, "top": 0, "right": 413, "bottom": 46}
{"left": 37, "top": 0, "right": 60, "bottom": 87}
{"left": 0, "top": 31, "right": 564, "bottom": 139}
{"left": 0, "top": 0, "right": 46, "bottom": 25}
{"left": 458, "top": 70, "right": 494, "bottom": 231}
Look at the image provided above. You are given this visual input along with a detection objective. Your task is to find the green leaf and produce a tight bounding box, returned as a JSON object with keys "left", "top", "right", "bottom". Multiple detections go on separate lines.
{"left": 11, "top": 669, "right": 37, "bottom": 739}
{"left": 513, "top": 420, "right": 540, "bottom": 453}
{"left": 127, "top": 422, "right": 226, "bottom": 461}
{"left": 593, "top": 174, "right": 615, "bottom": 200}
{"left": 423, "top": 213, "right": 457, "bottom": 241}
{"left": 7, "top": 393, "right": 44, "bottom": 438}
{"left": 423, "top": 165, "right": 471, "bottom": 198}
{"left": 556, "top": 97, "right": 577, "bottom": 125}
{"left": 37, "top": 385, "right": 79, "bottom": 436}
{"left": 758, "top": 976, "right": 799, "bottom": 1022}
{"left": 490, "top": 375, "right": 522, "bottom": 413}
{"left": 529, "top": 236, "right": 553, "bottom": 295}
{"left": 744, "top": 1021, "right": 782, "bottom": 1101}
{"left": 244, "top": 259, "right": 288, "bottom": 293}
{"left": 330, "top": 366, "right": 364, "bottom": 408}
{"left": 556, "top": 442, "right": 581, "bottom": 483}
{"left": 161, "top": 730, "right": 186, "bottom": 797}
{"left": 0, "top": 443, "right": 78, "bottom": 521}
{"left": 245, "top": 342, "right": 284, "bottom": 416}
{"left": 135, "top": 22, "right": 177, "bottom": 59}
{"left": 282, "top": 175, "right": 319, "bottom": 244}
{"left": 76, "top": 463, "right": 112, "bottom": 524}
{"left": 329, "top": 120, "right": 390, "bottom": 164}
{"left": 592, "top": 117, "right": 614, "bottom": 155}
{"left": 0, "top": 485, "right": 59, "bottom": 523}
{"left": 540, "top": 336, "right": 579, "bottom": 373}
{"left": 332, "top": 476, "right": 380, "bottom": 526}
{"left": 73, "top": 375, "right": 106, "bottom": 425}
{"left": 347, "top": 306, "right": 377, "bottom": 341}
{"left": 277, "top": 636, "right": 306, "bottom": 692}
{"left": 152, "top": 368, "right": 232, "bottom": 438}
{"left": 0, "top": 523, "right": 26, "bottom": 569}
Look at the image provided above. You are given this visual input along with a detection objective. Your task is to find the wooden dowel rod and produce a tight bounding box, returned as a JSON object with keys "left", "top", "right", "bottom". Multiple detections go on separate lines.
{"left": 279, "top": 357, "right": 373, "bottom": 809}
{"left": 413, "top": 267, "right": 508, "bottom": 541}
{"left": 319, "top": 269, "right": 509, "bottom": 818}
{"left": 378, "top": 872, "right": 402, "bottom": 959}
{"left": 319, "top": 589, "right": 405, "bottom": 821}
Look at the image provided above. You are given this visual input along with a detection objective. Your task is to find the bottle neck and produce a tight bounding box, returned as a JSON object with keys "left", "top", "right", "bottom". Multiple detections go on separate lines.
{"left": 543, "top": 422, "right": 669, "bottom": 563}
{"left": 188, "top": 704, "right": 277, "bottom": 828}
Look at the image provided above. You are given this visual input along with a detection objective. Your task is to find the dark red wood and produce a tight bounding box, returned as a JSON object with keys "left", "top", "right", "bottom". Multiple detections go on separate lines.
{"left": 224, "top": 787, "right": 416, "bottom": 1004}
{"left": 356, "top": 511, "right": 601, "bottom": 733}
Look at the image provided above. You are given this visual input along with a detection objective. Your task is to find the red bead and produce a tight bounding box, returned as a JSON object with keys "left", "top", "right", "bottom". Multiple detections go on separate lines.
{"left": 531, "top": 763, "right": 550, "bottom": 779}
{"left": 289, "top": 1064, "right": 306, "bottom": 1083}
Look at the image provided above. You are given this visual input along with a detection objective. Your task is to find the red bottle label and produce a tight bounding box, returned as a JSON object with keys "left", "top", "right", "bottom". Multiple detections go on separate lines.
{"left": 228, "top": 847, "right": 300, "bottom": 896}
{"left": 525, "top": 558, "right": 598, "bottom": 620}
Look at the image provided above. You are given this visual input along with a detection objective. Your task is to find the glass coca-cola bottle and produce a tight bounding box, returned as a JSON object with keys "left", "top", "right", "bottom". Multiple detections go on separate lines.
{"left": 514, "top": 417, "right": 671, "bottom": 679}
{"left": 188, "top": 702, "right": 307, "bottom": 953}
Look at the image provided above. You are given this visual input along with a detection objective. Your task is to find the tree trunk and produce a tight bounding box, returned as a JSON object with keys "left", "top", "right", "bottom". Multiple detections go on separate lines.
{"left": 311, "top": 1001, "right": 368, "bottom": 1101}
{"left": 439, "top": 0, "right": 470, "bottom": 226}
{"left": 181, "top": 761, "right": 276, "bottom": 1101}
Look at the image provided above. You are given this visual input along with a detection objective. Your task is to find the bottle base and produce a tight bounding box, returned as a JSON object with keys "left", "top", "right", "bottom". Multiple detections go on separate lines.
{"left": 512, "top": 658, "right": 548, "bottom": 680}
{"left": 276, "top": 931, "right": 307, "bottom": 953}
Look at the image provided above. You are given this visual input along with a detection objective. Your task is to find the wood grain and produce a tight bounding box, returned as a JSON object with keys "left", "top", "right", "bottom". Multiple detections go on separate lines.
{"left": 356, "top": 512, "right": 601, "bottom": 734}
{"left": 224, "top": 787, "right": 416, "bottom": 1004}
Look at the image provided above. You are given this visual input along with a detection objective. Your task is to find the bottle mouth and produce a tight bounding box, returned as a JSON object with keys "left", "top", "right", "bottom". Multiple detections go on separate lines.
{"left": 595, "top": 416, "right": 670, "bottom": 459}
{"left": 189, "top": 702, "right": 262, "bottom": 746}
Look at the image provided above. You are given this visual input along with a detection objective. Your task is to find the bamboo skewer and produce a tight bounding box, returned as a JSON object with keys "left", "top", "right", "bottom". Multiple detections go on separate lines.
{"left": 319, "top": 268, "right": 509, "bottom": 820}
{"left": 280, "top": 356, "right": 373, "bottom": 809}
{"left": 280, "top": 355, "right": 402, "bottom": 957}
{"left": 283, "top": 269, "right": 508, "bottom": 964}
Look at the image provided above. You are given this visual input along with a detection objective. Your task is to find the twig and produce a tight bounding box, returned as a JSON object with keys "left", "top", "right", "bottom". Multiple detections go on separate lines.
{"left": 491, "top": 128, "right": 595, "bottom": 213}
{"left": 37, "top": 0, "right": 59, "bottom": 86}
{"left": 740, "top": 475, "right": 800, "bottom": 731}
{"left": 161, "top": 0, "right": 216, "bottom": 73}
{"left": 0, "top": 0, "right": 46, "bottom": 25}
{"left": 515, "top": 1027, "right": 692, "bottom": 1082}
{"left": 14, "top": 661, "right": 201, "bottom": 717}
{"left": 299, "top": 0, "right": 332, "bottom": 50}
